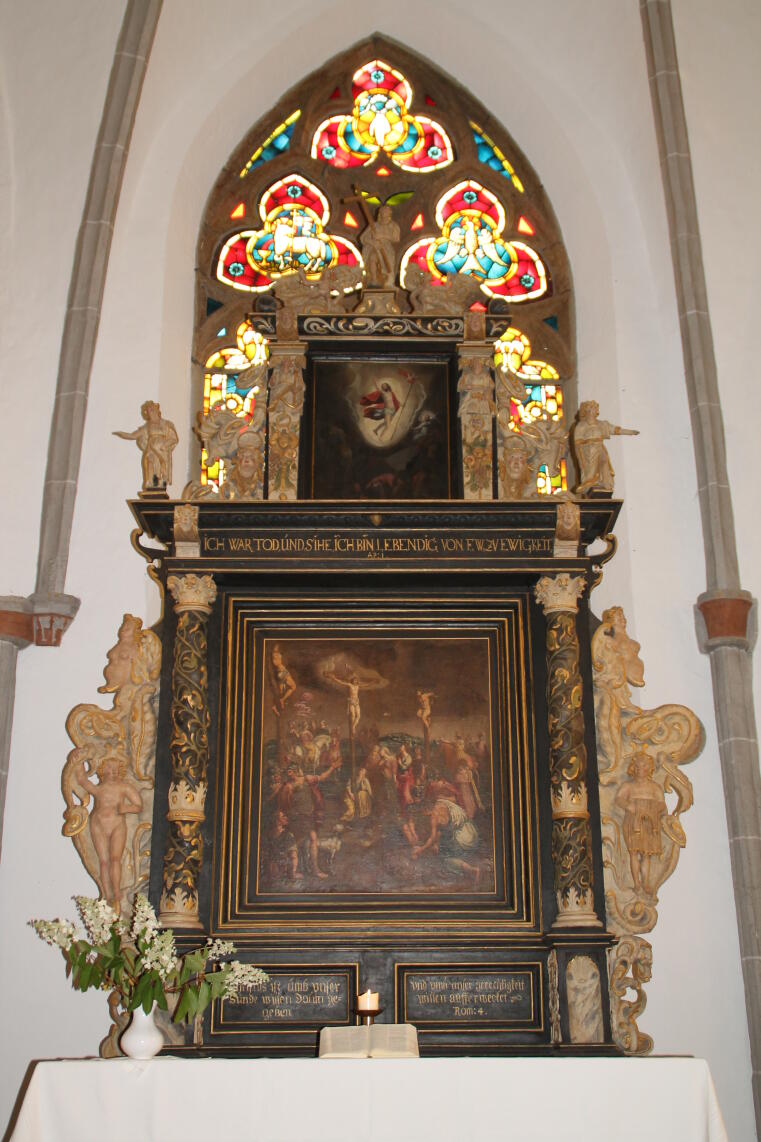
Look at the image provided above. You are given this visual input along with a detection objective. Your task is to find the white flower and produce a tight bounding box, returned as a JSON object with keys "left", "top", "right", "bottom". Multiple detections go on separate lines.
{"left": 205, "top": 938, "right": 236, "bottom": 962}
{"left": 222, "top": 961, "right": 268, "bottom": 1000}
{"left": 140, "top": 929, "right": 177, "bottom": 982}
{"left": 74, "top": 897, "right": 117, "bottom": 945}
{"left": 130, "top": 894, "right": 159, "bottom": 942}
{"left": 29, "top": 919, "right": 78, "bottom": 950}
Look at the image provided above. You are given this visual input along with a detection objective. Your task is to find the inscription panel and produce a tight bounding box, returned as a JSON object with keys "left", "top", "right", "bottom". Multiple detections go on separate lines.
{"left": 398, "top": 963, "right": 543, "bottom": 1032}
{"left": 202, "top": 528, "right": 554, "bottom": 562}
{"left": 213, "top": 967, "right": 355, "bottom": 1035}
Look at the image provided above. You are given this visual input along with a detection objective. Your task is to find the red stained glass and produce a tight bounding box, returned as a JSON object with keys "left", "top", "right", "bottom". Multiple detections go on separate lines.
{"left": 425, "top": 95, "right": 436, "bottom": 106}
{"left": 376, "top": 166, "right": 391, "bottom": 177}
{"left": 329, "top": 87, "right": 341, "bottom": 100}
{"left": 230, "top": 202, "right": 246, "bottom": 220}
{"left": 470, "top": 301, "right": 487, "bottom": 312}
{"left": 343, "top": 210, "right": 359, "bottom": 228}
{"left": 517, "top": 216, "right": 534, "bottom": 235}
{"left": 411, "top": 213, "right": 425, "bottom": 230}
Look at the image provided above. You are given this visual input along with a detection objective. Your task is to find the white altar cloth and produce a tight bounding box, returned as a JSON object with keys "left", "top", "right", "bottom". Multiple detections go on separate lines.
{"left": 9, "top": 1056, "right": 727, "bottom": 1142}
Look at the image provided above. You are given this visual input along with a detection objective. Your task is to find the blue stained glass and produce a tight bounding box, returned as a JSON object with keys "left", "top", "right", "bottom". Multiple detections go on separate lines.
{"left": 206, "top": 296, "right": 223, "bottom": 318}
{"left": 520, "top": 273, "right": 535, "bottom": 288}
{"left": 371, "top": 69, "right": 385, "bottom": 83}
{"left": 472, "top": 127, "right": 520, "bottom": 187}
{"left": 245, "top": 113, "right": 300, "bottom": 175}
{"left": 216, "top": 327, "right": 227, "bottom": 337}
{"left": 228, "top": 262, "right": 245, "bottom": 277}
{"left": 544, "top": 315, "right": 559, "bottom": 331}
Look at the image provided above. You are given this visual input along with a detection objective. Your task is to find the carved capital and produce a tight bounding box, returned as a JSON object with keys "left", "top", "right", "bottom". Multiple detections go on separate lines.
{"left": 167, "top": 573, "right": 217, "bottom": 614}
{"left": 535, "top": 573, "right": 586, "bottom": 615}
{"left": 696, "top": 589, "right": 755, "bottom": 651}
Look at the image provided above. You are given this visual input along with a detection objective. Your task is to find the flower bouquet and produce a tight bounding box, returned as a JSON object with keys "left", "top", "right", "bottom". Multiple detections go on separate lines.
{"left": 30, "top": 894, "right": 267, "bottom": 1040}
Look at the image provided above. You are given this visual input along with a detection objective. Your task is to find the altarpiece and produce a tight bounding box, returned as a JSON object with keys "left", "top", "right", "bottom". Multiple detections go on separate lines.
{"left": 62, "top": 40, "right": 703, "bottom": 1058}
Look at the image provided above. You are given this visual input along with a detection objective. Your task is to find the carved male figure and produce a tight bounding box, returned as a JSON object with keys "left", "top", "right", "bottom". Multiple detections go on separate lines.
{"left": 615, "top": 751, "right": 667, "bottom": 898}
{"left": 571, "top": 399, "right": 638, "bottom": 495}
{"left": 356, "top": 202, "right": 400, "bottom": 287}
{"left": 114, "top": 400, "right": 179, "bottom": 491}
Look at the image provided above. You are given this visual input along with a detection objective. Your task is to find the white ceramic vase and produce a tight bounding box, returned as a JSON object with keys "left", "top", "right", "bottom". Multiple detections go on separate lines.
{"left": 120, "top": 1002, "right": 165, "bottom": 1060}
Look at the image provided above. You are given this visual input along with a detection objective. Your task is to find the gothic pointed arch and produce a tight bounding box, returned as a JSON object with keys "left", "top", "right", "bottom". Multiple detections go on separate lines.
{"left": 193, "top": 36, "right": 575, "bottom": 493}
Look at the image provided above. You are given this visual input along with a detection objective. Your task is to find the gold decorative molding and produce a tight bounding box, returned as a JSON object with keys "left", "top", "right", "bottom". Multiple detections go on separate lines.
{"left": 592, "top": 605, "right": 704, "bottom": 1053}
{"left": 167, "top": 573, "right": 217, "bottom": 615}
{"left": 61, "top": 615, "right": 161, "bottom": 914}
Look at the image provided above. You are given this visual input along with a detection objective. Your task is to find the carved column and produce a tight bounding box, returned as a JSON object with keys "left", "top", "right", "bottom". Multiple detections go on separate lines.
{"left": 457, "top": 344, "right": 495, "bottom": 501}
{"left": 267, "top": 342, "right": 306, "bottom": 501}
{"left": 159, "top": 573, "right": 217, "bottom": 928}
{"left": 534, "top": 573, "right": 601, "bottom": 928}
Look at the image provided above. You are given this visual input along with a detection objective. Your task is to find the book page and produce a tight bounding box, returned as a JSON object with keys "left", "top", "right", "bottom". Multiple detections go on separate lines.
{"left": 368, "top": 1023, "right": 419, "bottom": 1058}
{"left": 319, "top": 1025, "right": 370, "bottom": 1059}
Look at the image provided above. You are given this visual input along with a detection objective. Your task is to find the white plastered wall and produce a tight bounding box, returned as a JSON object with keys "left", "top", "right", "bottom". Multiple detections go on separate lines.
{"left": 0, "top": 2, "right": 756, "bottom": 1139}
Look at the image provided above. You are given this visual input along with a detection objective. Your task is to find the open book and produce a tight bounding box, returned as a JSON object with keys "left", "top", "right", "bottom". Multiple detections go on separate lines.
{"left": 319, "top": 1023, "right": 419, "bottom": 1059}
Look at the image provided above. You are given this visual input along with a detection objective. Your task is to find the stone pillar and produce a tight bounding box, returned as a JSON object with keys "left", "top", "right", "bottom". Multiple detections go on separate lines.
{"left": 159, "top": 573, "right": 217, "bottom": 928}
{"left": 642, "top": 4, "right": 761, "bottom": 1130}
{"left": 266, "top": 343, "right": 306, "bottom": 501}
{"left": 534, "top": 573, "right": 601, "bottom": 928}
{"left": 457, "top": 344, "right": 495, "bottom": 501}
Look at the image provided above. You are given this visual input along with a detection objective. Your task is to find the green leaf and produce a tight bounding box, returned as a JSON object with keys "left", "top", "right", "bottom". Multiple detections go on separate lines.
{"left": 385, "top": 192, "right": 414, "bottom": 206}
{"left": 196, "top": 980, "right": 211, "bottom": 1015}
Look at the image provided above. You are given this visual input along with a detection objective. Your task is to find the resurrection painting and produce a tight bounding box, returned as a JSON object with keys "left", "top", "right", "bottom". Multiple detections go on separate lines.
{"left": 310, "top": 358, "right": 452, "bottom": 499}
{"left": 256, "top": 636, "right": 499, "bottom": 895}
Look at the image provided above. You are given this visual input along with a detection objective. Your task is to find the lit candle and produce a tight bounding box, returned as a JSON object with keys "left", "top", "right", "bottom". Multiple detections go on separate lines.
{"left": 357, "top": 989, "right": 379, "bottom": 1011}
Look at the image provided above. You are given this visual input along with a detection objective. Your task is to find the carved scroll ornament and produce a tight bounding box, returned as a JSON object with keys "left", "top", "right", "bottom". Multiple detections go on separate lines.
{"left": 61, "top": 615, "right": 161, "bottom": 915}
{"left": 592, "top": 606, "right": 704, "bottom": 1054}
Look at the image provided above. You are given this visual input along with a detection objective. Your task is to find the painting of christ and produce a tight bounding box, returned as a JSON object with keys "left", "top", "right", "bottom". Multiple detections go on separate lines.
{"left": 310, "top": 358, "right": 452, "bottom": 499}
{"left": 256, "top": 636, "right": 499, "bottom": 897}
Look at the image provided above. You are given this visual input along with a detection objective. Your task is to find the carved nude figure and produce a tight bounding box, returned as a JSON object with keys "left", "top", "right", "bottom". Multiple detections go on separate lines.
{"left": 114, "top": 401, "right": 179, "bottom": 491}
{"left": 615, "top": 752, "right": 667, "bottom": 898}
{"left": 76, "top": 753, "right": 143, "bottom": 910}
{"left": 571, "top": 400, "right": 638, "bottom": 495}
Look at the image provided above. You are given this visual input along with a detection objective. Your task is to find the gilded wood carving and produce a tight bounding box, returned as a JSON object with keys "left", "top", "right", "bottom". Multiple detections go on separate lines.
{"left": 592, "top": 606, "right": 704, "bottom": 1053}
{"left": 62, "top": 615, "right": 161, "bottom": 915}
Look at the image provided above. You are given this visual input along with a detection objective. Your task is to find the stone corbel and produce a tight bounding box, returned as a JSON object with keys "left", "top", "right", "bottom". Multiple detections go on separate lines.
{"left": 695, "top": 588, "right": 756, "bottom": 652}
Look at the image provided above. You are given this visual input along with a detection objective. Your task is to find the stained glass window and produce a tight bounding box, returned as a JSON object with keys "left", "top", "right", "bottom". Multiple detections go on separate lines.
{"left": 311, "top": 60, "right": 454, "bottom": 173}
{"left": 494, "top": 327, "right": 566, "bottom": 493}
{"left": 471, "top": 123, "right": 524, "bottom": 191}
{"left": 217, "top": 174, "right": 363, "bottom": 292}
{"left": 400, "top": 180, "right": 547, "bottom": 301}
{"left": 201, "top": 321, "right": 269, "bottom": 487}
{"left": 196, "top": 40, "right": 574, "bottom": 499}
{"left": 240, "top": 111, "right": 301, "bottom": 178}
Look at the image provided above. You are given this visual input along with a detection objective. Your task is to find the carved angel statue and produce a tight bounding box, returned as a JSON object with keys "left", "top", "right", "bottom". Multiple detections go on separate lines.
{"left": 405, "top": 263, "right": 483, "bottom": 315}
{"left": 183, "top": 399, "right": 267, "bottom": 501}
{"left": 114, "top": 401, "right": 178, "bottom": 491}
{"left": 571, "top": 399, "right": 638, "bottom": 495}
{"left": 62, "top": 615, "right": 161, "bottom": 914}
{"left": 498, "top": 433, "right": 534, "bottom": 499}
